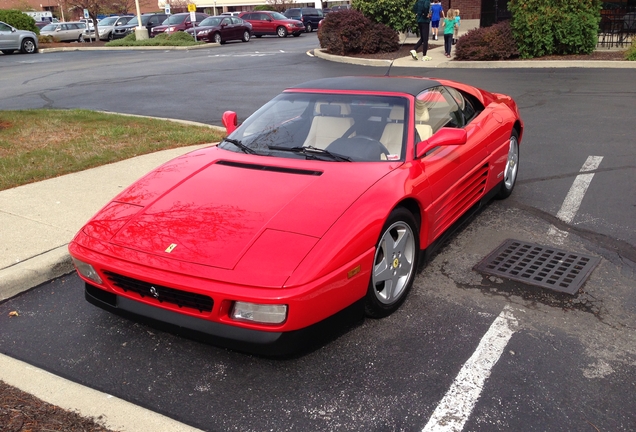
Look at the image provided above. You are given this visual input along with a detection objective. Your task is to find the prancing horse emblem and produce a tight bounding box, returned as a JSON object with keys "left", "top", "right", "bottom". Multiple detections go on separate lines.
{"left": 149, "top": 286, "right": 159, "bottom": 299}
{"left": 165, "top": 243, "right": 177, "bottom": 253}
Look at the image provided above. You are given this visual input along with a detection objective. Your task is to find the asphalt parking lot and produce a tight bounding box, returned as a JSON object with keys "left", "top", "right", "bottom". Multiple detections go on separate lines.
{"left": 1, "top": 34, "right": 635, "bottom": 431}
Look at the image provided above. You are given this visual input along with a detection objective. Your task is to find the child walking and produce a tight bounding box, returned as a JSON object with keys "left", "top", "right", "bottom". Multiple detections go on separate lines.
{"left": 443, "top": 9, "right": 456, "bottom": 58}
{"left": 429, "top": 0, "right": 444, "bottom": 41}
{"left": 453, "top": 9, "right": 461, "bottom": 45}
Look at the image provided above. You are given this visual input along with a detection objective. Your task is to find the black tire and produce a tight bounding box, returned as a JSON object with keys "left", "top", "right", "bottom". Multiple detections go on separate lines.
{"left": 365, "top": 207, "right": 420, "bottom": 318}
{"left": 108, "top": 32, "right": 113, "bottom": 41}
{"left": 293, "top": 33, "right": 301, "bottom": 37}
{"left": 255, "top": 34, "right": 262, "bottom": 38}
{"left": 78, "top": 34, "right": 85, "bottom": 42}
{"left": 305, "top": 23, "right": 312, "bottom": 33}
{"left": 242, "top": 30, "right": 250, "bottom": 42}
{"left": 2, "top": 50, "right": 15, "bottom": 55}
{"left": 20, "top": 38, "right": 37, "bottom": 54}
{"left": 213, "top": 32, "right": 223, "bottom": 44}
{"left": 495, "top": 129, "right": 520, "bottom": 199}
{"left": 276, "top": 26, "right": 287, "bottom": 38}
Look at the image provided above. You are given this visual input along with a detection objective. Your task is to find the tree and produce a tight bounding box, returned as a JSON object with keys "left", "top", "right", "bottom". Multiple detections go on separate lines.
{"left": 352, "top": 0, "right": 417, "bottom": 34}
{"left": 265, "top": 0, "right": 294, "bottom": 13}
{"left": 64, "top": 0, "right": 137, "bottom": 41}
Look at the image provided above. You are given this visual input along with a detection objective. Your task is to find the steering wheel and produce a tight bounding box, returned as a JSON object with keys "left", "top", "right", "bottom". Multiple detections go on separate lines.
{"left": 353, "top": 135, "right": 391, "bottom": 158}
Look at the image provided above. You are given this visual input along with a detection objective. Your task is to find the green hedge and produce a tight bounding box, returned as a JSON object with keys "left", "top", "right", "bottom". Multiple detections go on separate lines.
{"left": 508, "top": 0, "right": 601, "bottom": 58}
{"left": 105, "top": 31, "right": 204, "bottom": 47}
{"left": 0, "top": 9, "right": 39, "bottom": 34}
{"left": 353, "top": 0, "right": 416, "bottom": 34}
{"left": 626, "top": 44, "right": 636, "bottom": 61}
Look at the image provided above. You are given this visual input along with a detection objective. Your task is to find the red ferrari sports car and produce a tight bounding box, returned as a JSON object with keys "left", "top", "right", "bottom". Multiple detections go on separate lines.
{"left": 69, "top": 76, "right": 522, "bottom": 355}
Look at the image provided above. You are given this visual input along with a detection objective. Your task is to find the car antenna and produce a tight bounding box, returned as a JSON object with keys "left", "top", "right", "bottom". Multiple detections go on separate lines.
{"left": 385, "top": 32, "right": 409, "bottom": 77}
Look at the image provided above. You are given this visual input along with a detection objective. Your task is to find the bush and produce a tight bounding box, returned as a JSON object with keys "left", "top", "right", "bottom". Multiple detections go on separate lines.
{"left": 105, "top": 31, "right": 202, "bottom": 47}
{"left": 0, "top": 9, "right": 39, "bottom": 34}
{"left": 318, "top": 9, "right": 398, "bottom": 55}
{"left": 38, "top": 35, "right": 54, "bottom": 44}
{"left": 455, "top": 20, "right": 519, "bottom": 61}
{"left": 353, "top": 0, "right": 416, "bottom": 34}
{"left": 625, "top": 44, "right": 636, "bottom": 61}
{"left": 509, "top": 0, "right": 601, "bottom": 58}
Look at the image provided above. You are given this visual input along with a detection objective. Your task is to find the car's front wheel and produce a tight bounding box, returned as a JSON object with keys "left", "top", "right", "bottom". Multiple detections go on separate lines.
{"left": 20, "top": 38, "right": 37, "bottom": 54}
{"left": 277, "top": 26, "right": 287, "bottom": 38}
{"left": 108, "top": 32, "right": 113, "bottom": 41}
{"left": 496, "top": 129, "right": 520, "bottom": 199}
{"left": 213, "top": 32, "right": 223, "bottom": 44}
{"left": 242, "top": 30, "right": 250, "bottom": 42}
{"left": 78, "top": 34, "right": 84, "bottom": 42}
{"left": 365, "top": 207, "right": 420, "bottom": 318}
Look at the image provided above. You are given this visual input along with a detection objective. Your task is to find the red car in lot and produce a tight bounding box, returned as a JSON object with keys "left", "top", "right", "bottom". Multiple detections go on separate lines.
{"left": 150, "top": 12, "right": 208, "bottom": 37}
{"left": 185, "top": 16, "right": 252, "bottom": 44}
{"left": 239, "top": 11, "right": 304, "bottom": 38}
{"left": 69, "top": 76, "right": 522, "bottom": 355}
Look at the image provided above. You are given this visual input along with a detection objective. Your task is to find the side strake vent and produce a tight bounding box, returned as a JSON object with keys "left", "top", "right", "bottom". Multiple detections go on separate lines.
{"left": 216, "top": 160, "right": 323, "bottom": 176}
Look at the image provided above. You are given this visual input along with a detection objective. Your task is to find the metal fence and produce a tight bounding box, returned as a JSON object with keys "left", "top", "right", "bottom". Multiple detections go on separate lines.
{"left": 598, "top": 6, "right": 636, "bottom": 48}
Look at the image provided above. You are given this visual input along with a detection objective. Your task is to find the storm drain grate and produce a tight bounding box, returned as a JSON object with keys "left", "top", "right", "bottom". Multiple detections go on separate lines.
{"left": 474, "top": 239, "right": 600, "bottom": 295}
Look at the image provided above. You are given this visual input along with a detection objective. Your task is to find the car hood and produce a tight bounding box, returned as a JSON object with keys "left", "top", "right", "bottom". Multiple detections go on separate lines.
{"left": 96, "top": 149, "right": 396, "bottom": 271}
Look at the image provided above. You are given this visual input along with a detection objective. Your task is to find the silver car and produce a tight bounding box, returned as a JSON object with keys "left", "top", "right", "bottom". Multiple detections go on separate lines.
{"left": 40, "top": 21, "right": 89, "bottom": 42}
{"left": 0, "top": 20, "right": 38, "bottom": 54}
{"left": 97, "top": 15, "right": 133, "bottom": 41}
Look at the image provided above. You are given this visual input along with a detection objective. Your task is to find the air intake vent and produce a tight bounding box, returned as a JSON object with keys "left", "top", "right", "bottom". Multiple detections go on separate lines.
{"left": 216, "top": 160, "right": 322, "bottom": 176}
{"left": 103, "top": 271, "right": 213, "bottom": 313}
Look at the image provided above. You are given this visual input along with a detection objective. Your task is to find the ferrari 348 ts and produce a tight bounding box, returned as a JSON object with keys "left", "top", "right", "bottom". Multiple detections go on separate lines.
{"left": 69, "top": 76, "right": 523, "bottom": 355}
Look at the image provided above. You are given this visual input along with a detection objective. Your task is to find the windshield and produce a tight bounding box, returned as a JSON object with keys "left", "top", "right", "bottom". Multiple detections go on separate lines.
{"left": 99, "top": 17, "right": 118, "bottom": 26}
{"left": 271, "top": 12, "right": 288, "bottom": 20}
{"left": 221, "top": 93, "right": 408, "bottom": 162}
{"left": 163, "top": 15, "right": 187, "bottom": 25}
{"left": 200, "top": 17, "right": 222, "bottom": 26}
{"left": 41, "top": 24, "right": 57, "bottom": 31}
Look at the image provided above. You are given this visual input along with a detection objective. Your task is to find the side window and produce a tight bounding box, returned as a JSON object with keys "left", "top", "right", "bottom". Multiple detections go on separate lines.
{"left": 445, "top": 86, "right": 480, "bottom": 125}
{"left": 0, "top": 23, "right": 11, "bottom": 31}
{"left": 221, "top": 18, "right": 230, "bottom": 25}
{"left": 414, "top": 86, "right": 463, "bottom": 140}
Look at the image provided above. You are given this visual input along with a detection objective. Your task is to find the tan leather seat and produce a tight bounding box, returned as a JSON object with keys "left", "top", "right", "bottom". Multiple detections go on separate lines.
{"left": 303, "top": 102, "right": 354, "bottom": 149}
{"left": 415, "top": 101, "right": 433, "bottom": 142}
{"left": 379, "top": 106, "right": 405, "bottom": 156}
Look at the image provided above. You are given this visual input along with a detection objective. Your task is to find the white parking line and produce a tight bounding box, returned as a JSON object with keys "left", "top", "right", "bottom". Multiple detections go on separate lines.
{"left": 548, "top": 156, "right": 603, "bottom": 243}
{"left": 422, "top": 306, "right": 518, "bottom": 432}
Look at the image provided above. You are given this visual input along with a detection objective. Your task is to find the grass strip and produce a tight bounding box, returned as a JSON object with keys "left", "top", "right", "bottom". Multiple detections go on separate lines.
{"left": 0, "top": 109, "right": 224, "bottom": 191}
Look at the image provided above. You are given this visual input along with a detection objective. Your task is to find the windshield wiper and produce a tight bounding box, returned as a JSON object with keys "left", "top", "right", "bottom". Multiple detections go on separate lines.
{"left": 267, "top": 145, "right": 352, "bottom": 162}
{"left": 223, "top": 137, "right": 256, "bottom": 155}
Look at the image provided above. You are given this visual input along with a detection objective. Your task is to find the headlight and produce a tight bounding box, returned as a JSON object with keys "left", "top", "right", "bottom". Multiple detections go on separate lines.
{"left": 199, "top": 29, "right": 210, "bottom": 35}
{"left": 72, "top": 257, "right": 103, "bottom": 285}
{"left": 167, "top": 26, "right": 175, "bottom": 32}
{"left": 231, "top": 302, "right": 287, "bottom": 324}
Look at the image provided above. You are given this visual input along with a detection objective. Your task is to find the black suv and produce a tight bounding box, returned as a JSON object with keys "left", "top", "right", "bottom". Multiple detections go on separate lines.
{"left": 111, "top": 13, "right": 168, "bottom": 39}
{"left": 283, "top": 8, "right": 323, "bottom": 33}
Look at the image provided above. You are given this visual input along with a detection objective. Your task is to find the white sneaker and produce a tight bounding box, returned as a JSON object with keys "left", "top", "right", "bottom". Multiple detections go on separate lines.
{"left": 422, "top": 56, "right": 432, "bottom": 61}
{"left": 410, "top": 49, "right": 417, "bottom": 60}
{"left": 434, "top": 35, "right": 438, "bottom": 40}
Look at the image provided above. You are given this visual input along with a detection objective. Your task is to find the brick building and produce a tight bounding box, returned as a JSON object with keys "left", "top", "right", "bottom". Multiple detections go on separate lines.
{"left": 0, "top": 0, "right": 160, "bottom": 21}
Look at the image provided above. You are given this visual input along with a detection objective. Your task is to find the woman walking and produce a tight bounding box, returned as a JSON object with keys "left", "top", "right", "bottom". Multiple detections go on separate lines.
{"left": 410, "top": 0, "right": 432, "bottom": 61}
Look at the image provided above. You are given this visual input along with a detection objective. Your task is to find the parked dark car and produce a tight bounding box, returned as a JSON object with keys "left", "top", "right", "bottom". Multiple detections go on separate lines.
{"left": 111, "top": 13, "right": 168, "bottom": 39}
{"left": 239, "top": 11, "right": 304, "bottom": 38}
{"left": 284, "top": 7, "right": 323, "bottom": 32}
{"left": 331, "top": 5, "right": 351, "bottom": 12}
{"left": 150, "top": 12, "right": 208, "bottom": 37}
{"left": 185, "top": 16, "right": 251, "bottom": 44}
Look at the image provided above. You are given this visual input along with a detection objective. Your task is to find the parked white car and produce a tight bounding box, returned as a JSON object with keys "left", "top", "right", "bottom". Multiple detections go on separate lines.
{"left": 0, "top": 20, "right": 38, "bottom": 54}
{"left": 96, "top": 15, "right": 133, "bottom": 40}
{"left": 40, "top": 22, "right": 90, "bottom": 42}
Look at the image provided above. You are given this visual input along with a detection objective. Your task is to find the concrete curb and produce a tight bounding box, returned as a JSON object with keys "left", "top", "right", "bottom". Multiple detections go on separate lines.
{"left": 0, "top": 246, "right": 73, "bottom": 302}
{"left": 39, "top": 42, "right": 219, "bottom": 53}
{"left": 96, "top": 111, "right": 227, "bottom": 131}
{"left": 0, "top": 353, "right": 204, "bottom": 432}
{"left": 314, "top": 48, "right": 636, "bottom": 69}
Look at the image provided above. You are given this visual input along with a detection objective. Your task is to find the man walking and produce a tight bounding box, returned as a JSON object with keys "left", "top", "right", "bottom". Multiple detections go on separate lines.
{"left": 410, "top": 0, "right": 432, "bottom": 61}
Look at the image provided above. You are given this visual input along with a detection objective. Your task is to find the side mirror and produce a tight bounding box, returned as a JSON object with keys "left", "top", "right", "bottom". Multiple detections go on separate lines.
{"left": 416, "top": 127, "right": 467, "bottom": 159}
{"left": 222, "top": 111, "right": 238, "bottom": 135}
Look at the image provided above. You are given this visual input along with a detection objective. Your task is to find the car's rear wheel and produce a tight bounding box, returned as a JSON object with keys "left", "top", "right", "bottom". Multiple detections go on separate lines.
{"left": 2, "top": 50, "right": 15, "bottom": 55}
{"left": 242, "top": 30, "right": 250, "bottom": 42}
{"left": 213, "top": 32, "right": 223, "bottom": 44}
{"left": 277, "top": 26, "right": 287, "bottom": 38}
{"left": 20, "top": 38, "right": 37, "bottom": 54}
{"left": 305, "top": 23, "right": 312, "bottom": 33}
{"left": 496, "top": 129, "right": 520, "bottom": 199}
{"left": 365, "top": 207, "right": 419, "bottom": 318}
